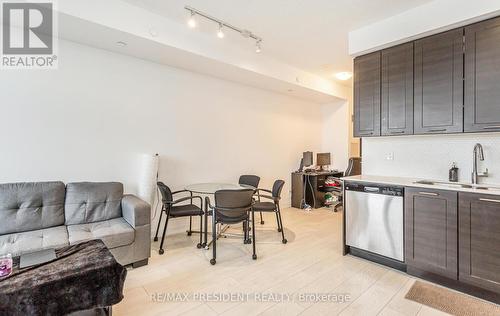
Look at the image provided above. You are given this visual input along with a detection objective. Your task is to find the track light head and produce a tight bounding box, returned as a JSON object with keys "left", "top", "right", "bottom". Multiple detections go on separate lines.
{"left": 217, "top": 24, "right": 225, "bottom": 38}
{"left": 255, "top": 40, "right": 262, "bottom": 53}
{"left": 187, "top": 11, "right": 197, "bottom": 28}
{"left": 184, "top": 6, "right": 263, "bottom": 52}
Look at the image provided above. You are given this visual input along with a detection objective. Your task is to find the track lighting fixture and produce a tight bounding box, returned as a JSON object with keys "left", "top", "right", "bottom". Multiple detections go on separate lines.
{"left": 184, "top": 6, "right": 263, "bottom": 53}
{"left": 187, "top": 11, "right": 197, "bottom": 28}
{"left": 255, "top": 40, "right": 262, "bottom": 53}
{"left": 217, "top": 24, "right": 225, "bottom": 38}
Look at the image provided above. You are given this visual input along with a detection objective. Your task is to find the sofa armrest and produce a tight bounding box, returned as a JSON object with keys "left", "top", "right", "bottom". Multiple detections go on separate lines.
{"left": 122, "top": 194, "right": 151, "bottom": 227}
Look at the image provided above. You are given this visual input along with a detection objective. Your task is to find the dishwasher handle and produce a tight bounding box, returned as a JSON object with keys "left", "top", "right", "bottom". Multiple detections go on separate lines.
{"left": 345, "top": 183, "right": 404, "bottom": 196}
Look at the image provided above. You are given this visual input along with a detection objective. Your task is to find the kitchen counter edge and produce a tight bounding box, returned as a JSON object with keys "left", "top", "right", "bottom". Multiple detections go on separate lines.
{"left": 341, "top": 175, "right": 500, "bottom": 196}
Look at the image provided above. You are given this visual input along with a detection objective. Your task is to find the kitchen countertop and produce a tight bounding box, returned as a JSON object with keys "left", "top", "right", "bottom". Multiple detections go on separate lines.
{"left": 342, "top": 175, "right": 500, "bottom": 196}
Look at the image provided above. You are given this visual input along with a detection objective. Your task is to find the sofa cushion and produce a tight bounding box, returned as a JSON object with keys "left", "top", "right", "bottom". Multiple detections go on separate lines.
{"left": 65, "top": 182, "right": 123, "bottom": 225}
{"left": 0, "top": 182, "right": 66, "bottom": 235}
{"left": 0, "top": 226, "right": 69, "bottom": 257}
{"left": 66, "top": 217, "right": 134, "bottom": 249}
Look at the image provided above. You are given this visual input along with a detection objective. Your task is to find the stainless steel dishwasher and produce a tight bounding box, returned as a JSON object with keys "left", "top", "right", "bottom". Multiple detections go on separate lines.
{"left": 345, "top": 182, "right": 404, "bottom": 262}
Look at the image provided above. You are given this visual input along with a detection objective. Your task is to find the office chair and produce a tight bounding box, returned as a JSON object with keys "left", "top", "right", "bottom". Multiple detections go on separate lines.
{"left": 238, "top": 175, "right": 265, "bottom": 224}
{"left": 238, "top": 175, "right": 260, "bottom": 188}
{"left": 333, "top": 157, "right": 361, "bottom": 212}
{"left": 155, "top": 182, "right": 204, "bottom": 255}
{"left": 252, "top": 180, "right": 287, "bottom": 244}
{"left": 206, "top": 189, "right": 256, "bottom": 265}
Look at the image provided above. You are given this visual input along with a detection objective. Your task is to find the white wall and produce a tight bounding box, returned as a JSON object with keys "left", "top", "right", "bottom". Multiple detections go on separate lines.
{"left": 349, "top": 0, "right": 500, "bottom": 55}
{"left": 0, "top": 39, "right": 348, "bottom": 233}
{"left": 321, "top": 101, "right": 350, "bottom": 172}
{"left": 362, "top": 133, "right": 500, "bottom": 184}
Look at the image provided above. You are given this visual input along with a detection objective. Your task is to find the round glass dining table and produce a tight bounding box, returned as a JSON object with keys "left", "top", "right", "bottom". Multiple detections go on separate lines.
{"left": 185, "top": 183, "right": 255, "bottom": 249}
{"left": 184, "top": 183, "right": 249, "bottom": 195}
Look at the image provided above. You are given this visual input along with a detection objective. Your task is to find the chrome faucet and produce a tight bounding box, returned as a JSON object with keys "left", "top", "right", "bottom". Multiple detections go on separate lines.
{"left": 472, "top": 143, "right": 488, "bottom": 184}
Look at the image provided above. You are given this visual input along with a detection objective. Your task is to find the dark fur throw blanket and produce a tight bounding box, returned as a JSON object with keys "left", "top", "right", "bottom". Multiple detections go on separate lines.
{"left": 0, "top": 240, "right": 126, "bottom": 316}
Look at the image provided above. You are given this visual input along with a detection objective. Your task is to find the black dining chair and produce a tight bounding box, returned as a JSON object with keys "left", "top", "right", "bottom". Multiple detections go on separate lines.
{"left": 238, "top": 175, "right": 264, "bottom": 224}
{"left": 206, "top": 189, "right": 256, "bottom": 265}
{"left": 238, "top": 175, "right": 260, "bottom": 188}
{"left": 253, "top": 180, "right": 287, "bottom": 244}
{"left": 155, "top": 182, "right": 204, "bottom": 255}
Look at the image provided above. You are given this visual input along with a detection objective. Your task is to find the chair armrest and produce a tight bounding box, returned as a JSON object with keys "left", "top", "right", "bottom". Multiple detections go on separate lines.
{"left": 205, "top": 196, "right": 214, "bottom": 209}
{"left": 172, "top": 189, "right": 189, "bottom": 195}
{"left": 172, "top": 195, "right": 203, "bottom": 207}
{"left": 257, "top": 194, "right": 274, "bottom": 201}
{"left": 122, "top": 194, "right": 151, "bottom": 227}
{"left": 256, "top": 188, "right": 272, "bottom": 194}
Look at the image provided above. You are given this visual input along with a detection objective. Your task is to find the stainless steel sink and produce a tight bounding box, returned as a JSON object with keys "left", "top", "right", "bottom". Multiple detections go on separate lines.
{"left": 413, "top": 180, "right": 500, "bottom": 191}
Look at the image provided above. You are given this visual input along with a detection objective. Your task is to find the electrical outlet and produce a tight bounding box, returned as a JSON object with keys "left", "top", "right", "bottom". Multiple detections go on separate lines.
{"left": 386, "top": 152, "right": 394, "bottom": 161}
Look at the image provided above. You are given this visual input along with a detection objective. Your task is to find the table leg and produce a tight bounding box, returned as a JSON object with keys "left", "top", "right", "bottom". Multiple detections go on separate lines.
{"left": 205, "top": 223, "right": 234, "bottom": 249}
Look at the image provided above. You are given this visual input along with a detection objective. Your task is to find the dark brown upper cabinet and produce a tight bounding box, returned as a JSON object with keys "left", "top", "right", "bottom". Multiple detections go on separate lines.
{"left": 354, "top": 52, "right": 381, "bottom": 137}
{"left": 414, "top": 29, "right": 464, "bottom": 134}
{"left": 465, "top": 17, "right": 500, "bottom": 132}
{"left": 459, "top": 193, "right": 500, "bottom": 293}
{"left": 381, "top": 43, "right": 414, "bottom": 136}
{"left": 405, "top": 188, "right": 458, "bottom": 279}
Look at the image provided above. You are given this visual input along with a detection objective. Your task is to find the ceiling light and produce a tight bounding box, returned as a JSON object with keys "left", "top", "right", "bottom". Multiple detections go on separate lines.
{"left": 184, "top": 6, "right": 262, "bottom": 53}
{"left": 335, "top": 72, "right": 353, "bottom": 81}
{"left": 187, "top": 11, "right": 197, "bottom": 28}
{"left": 255, "top": 40, "right": 262, "bottom": 53}
{"left": 217, "top": 24, "right": 225, "bottom": 38}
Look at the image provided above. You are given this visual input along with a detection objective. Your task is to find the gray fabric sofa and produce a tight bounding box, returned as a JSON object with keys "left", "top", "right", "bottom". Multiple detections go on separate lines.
{"left": 0, "top": 181, "right": 151, "bottom": 267}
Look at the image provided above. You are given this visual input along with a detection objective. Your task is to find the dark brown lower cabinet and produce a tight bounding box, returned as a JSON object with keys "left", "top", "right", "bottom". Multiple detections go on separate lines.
{"left": 404, "top": 188, "right": 500, "bottom": 302}
{"left": 459, "top": 193, "right": 500, "bottom": 293}
{"left": 405, "top": 188, "right": 458, "bottom": 279}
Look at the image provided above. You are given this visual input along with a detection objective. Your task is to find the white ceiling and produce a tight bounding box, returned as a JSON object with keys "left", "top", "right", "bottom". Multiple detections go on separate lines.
{"left": 123, "top": 0, "right": 433, "bottom": 85}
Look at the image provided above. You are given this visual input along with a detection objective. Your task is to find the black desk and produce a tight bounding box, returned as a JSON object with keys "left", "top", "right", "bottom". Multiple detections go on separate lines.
{"left": 291, "top": 170, "right": 343, "bottom": 209}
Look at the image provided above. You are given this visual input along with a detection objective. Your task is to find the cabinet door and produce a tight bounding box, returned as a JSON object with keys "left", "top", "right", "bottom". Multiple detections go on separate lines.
{"left": 354, "top": 52, "right": 381, "bottom": 137}
{"left": 414, "top": 29, "right": 463, "bottom": 134}
{"left": 465, "top": 17, "right": 500, "bottom": 132}
{"left": 459, "top": 193, "right": 500, "bottom": 293}
{"left": 381, "top": 43, "right": 414, "bottom": 136}
{"left": 405, "top": 188, "right": 458, "bottom": 279}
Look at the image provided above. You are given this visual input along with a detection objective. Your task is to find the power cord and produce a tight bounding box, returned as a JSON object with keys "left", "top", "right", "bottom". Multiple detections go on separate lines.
{"left": 301, "top": 173, "right": 312, "bottom": 211}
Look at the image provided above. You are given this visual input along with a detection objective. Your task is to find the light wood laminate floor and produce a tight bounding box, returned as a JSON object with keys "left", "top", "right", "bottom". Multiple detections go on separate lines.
{"left": 115, "top": 207, "right": 453, "bottom": 316}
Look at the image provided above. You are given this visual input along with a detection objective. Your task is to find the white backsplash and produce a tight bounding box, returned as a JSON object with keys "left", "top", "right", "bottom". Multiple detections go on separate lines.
{"left": 362, "top": 132, "right": 500, "bottom": 185}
